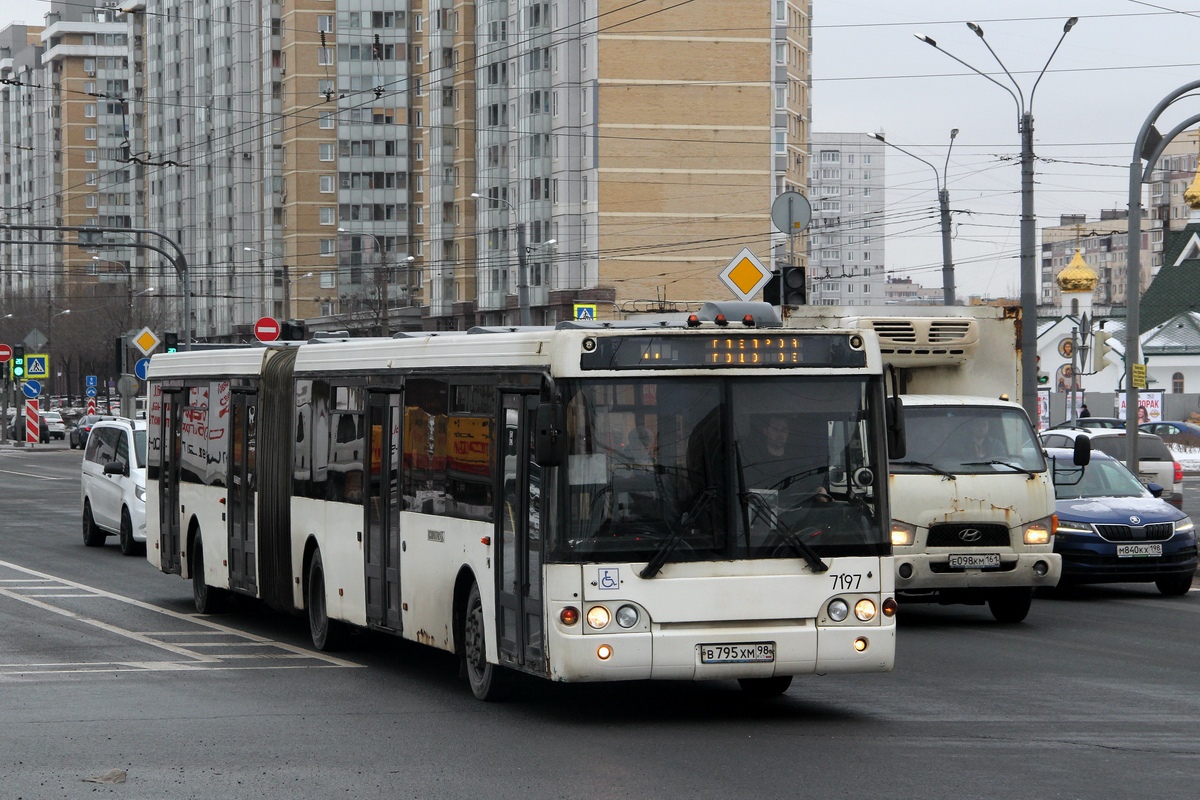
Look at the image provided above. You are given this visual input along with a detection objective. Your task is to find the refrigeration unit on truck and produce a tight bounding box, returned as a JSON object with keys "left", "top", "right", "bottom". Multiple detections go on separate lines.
{"left": 788, "top": 305, "right": 1072, "bottom": 623}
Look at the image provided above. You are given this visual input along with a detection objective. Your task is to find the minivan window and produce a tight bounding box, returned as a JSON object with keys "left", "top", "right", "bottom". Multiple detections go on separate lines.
{"left": 133, "top": 430, "right": 147, "bottom": 468}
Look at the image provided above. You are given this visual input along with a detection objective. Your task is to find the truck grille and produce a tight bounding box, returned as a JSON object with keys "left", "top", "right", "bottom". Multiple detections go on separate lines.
{"left": 1094, "top": 523, "right": 1174, "bottom": 542}
{"left": 927, "top": 523, "right": 1010, "bottom": 547}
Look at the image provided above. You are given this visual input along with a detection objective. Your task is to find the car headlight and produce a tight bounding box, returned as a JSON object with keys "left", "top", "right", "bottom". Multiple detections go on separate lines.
{"left": 1055, "top": 519, "right": 1092, "bottom": 535}
{"left": 135, "top": 485, "right": 146, "bottom": 501}
{"left": 1175, "top": 516, "right": 1195, "bottom": 534}
{"left": 1023, "top": 514, "right": 1056, "bottom": 545}
{"left": 890, "top": 520, "right": 916, "bottom": 547}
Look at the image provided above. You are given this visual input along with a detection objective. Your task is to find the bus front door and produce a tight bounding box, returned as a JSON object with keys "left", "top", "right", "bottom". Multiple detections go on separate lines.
{"left": 495, "top": 393, "right": 545, "bottom": 675}
{"left": 227, "top": 390, "right": 257, "bottom": 594}
{"left": 159, "top": 389, "right": 183, "bottom": 574}
{"left": 364, "top": 390, "right": 402, "bottom": 632}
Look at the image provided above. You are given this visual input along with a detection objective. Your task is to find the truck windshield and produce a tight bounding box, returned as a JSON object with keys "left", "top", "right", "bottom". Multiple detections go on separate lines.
{"left": 549, "top": 376, "right": 889, "bottom": 564}
{"left": 892, "top": 406, "right": 1045, "bottom": 475}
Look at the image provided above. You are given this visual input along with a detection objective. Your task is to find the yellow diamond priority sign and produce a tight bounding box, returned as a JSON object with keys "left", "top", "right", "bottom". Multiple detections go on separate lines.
{"left": 133, "top": 327, "right": 162, "bottom": 357}
{"left": 719, "top": 247, "right": 772, "bottom": 302}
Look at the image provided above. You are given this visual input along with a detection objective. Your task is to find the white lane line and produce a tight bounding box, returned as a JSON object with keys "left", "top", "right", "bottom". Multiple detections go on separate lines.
{"left": 0, "top": 559, "right": 361, "bottom": 669}
{"left": 0, "top": 468, "right": 64, "bottom": 481}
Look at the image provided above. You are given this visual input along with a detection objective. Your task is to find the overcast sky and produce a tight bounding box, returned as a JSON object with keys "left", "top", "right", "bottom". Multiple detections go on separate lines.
{"left": 4, "top": 1, "right": 1200, "bottom": 299}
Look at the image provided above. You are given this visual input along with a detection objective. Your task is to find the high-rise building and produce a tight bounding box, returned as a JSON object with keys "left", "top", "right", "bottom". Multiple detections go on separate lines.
{"left": 806, "top": 133, "right": 885, "bottom": 306}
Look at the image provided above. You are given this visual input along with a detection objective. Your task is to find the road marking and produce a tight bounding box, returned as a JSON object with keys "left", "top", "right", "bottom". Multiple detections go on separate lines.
{"left": 0, "top": 468, "right": 64, "bottom": 481}
{"left": 0, "top": 560, "right": 362, "bottom": 675}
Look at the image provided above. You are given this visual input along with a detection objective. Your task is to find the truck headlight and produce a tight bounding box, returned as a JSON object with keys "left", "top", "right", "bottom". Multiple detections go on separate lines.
{"left": 1023, "top": 515, "right": 1055, "bottom": 545}
{"left": 891, "top": 521, "right": 916, "bottom": 547}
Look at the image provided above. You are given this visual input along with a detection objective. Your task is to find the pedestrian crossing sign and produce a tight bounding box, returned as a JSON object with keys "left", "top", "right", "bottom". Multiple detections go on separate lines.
{"left": 574, "top": 304, "right": 597, "bottom": 321}
{"left": 25, "top": 354, "right": 49, "bottom": 379}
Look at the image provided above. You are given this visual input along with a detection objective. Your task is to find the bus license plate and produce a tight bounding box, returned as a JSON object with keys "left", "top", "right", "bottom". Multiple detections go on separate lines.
{"left": 699, "top": 643, "right": 775, "bottom": 664}
{"left": 948, "top": 553, "right": 1000, "bottom": 569}
{"left": 1117, "top": 543, "right": 1162, "bottom": 557}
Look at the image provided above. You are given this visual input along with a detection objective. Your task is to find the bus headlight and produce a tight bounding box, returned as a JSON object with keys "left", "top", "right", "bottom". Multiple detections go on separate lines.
{"left": 615, "top": 604, "right": 639, "bottom": 628}
{"left": 891, "top": 521, "right": 916, "bottom": 547}
{"left": 828, "top": 598, "right": 849, "bottom": 622}
{"left": 854, "top": 599, "right": 877, "bottom": 621}
{"left": 586, "top": 606, "right": 611, "bottom": 629}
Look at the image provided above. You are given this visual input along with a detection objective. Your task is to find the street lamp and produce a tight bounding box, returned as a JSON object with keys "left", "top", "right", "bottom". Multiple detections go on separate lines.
{"left": 916, "top": 17, "right": 1078, "bottom": 422}
{"left": 869, "top": 130, "right": 958, "bottom": 306}
{"left": 243, "top": 246, "right": 288, "bottom": 320}
{"left": 336, "top": 228, "right": 399, "bottom": 336}
{"left": 470, "top": 192, "right": 553, "bottom": 326}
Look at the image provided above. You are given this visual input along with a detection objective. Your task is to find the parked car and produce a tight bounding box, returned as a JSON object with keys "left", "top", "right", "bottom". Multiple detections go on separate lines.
{"left": 69, "top": 414, "right": 103, "bottom": 450}
{"left": 1046, "top": 447, "right": 1196, "bottom": 595}
{"left": 1040, "top": 428, "right": 1183, "bottom": 508}
{"left": 1050, "top": 417, "right": 1124, "bottom": 430}
{"left": 80, "top": 417, "right": 148, "bottom": 556}
{"left": 1140, "top": 420, "right": 1200, "bottom": 448}
{"left": 41, "top": 411, "right": 66, "bottom": 440}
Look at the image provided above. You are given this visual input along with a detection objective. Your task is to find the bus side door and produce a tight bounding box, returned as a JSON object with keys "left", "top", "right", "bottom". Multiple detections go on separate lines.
{"left": 158, "top": 389, "right": 184, "bottom": 574}
{"left": 495, "top": 392, "right": 545, "bottom": 675}
{"left": 364, "top": 389, "right": 403, "bottom": 632}
{"left": 227, "top": 389, "right": 257, "bottom": 594}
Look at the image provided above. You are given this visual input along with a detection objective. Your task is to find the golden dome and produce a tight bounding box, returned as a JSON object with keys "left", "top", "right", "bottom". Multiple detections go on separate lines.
{"left": 1185, "top": 167, "right": 1200, "bottom": 209}
{"left": 1057, "top": 248, "right": 1098, "bottom": 293}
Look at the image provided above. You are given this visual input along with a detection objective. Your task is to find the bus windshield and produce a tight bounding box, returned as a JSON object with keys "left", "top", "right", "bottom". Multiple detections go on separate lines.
{"left": 550, "top": 376, "right": 888, "bottom": 564}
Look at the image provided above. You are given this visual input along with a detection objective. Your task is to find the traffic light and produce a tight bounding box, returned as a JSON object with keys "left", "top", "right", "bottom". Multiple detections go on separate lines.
{"left": 280, "top": 320, "right": 306, "bottom": 341}
{"left": 1036, "top": 354, "right": 1048, "bottom": 385}
{"left": 1093, "top": 331, "right": 1117, "bottom": 371}
{"left": 163, "top": 331, "right": 179, "bottom": 353}
{"left": 11, "top": 344, "right": 25, "bottom": 379}
{"left": 762, "top": 266, "right": 807, "bottom": 306}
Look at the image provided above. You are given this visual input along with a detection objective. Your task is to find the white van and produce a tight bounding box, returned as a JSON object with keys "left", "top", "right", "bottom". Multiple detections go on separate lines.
{"left": 81, "top": 417, "right": 148, "bottom": 555}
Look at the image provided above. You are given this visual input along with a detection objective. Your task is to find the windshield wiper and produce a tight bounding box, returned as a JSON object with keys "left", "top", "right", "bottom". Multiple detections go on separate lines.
{"left": 639, "top": 487, "right": 715, "bottom": 579}
{"left": 892, "top": 460, "right": 956, "bottom": 480}
{"left": 776, "top": 526, "right": 829, "bottom": 573}
{"left": 738, "top": 482, "right": 829, "bottom": 574}
{"left": 961, "top": 460, "right": 1037, "bottom": 479}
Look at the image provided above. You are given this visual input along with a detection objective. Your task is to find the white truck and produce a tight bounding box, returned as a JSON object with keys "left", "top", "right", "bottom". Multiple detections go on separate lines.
{"left": 787, "top": 305, "right": 1065, "bottom": 622}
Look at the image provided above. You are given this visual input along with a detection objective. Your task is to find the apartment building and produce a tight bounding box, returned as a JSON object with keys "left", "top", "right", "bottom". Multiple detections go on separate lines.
{"left": 806, "top": 132, "right": 885, "bottom": 306}
{"left": 6, "top": 0, "right": 813, "bottom": 338}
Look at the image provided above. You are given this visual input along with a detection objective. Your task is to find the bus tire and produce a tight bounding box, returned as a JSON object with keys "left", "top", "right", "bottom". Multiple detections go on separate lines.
{"left": 987, "top": 587, "right": 1032, "bottom": 623}
{"left": 307, "top": 549, "right": 348, "bottom": 651}
{"left": 191, "top": 532, "right": 227, "bottom": 614}
{"left": 738, "top": 676, "right": 793, "bottom": 698}
{"left": 82, "top": 502, "right": 106, "bottom": 547}
{"left": 463, "top": 582, "right": 507, "bottom": 701}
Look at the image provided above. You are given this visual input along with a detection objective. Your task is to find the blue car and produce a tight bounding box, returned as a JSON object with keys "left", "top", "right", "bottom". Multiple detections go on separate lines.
{"left": 1047, "top": 448, "right": 1196, "bottom": 596}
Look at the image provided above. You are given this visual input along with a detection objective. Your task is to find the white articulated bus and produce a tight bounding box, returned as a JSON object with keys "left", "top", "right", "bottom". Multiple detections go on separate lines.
{"left": 146, "top": 306, "right": 902, "bottom": 699}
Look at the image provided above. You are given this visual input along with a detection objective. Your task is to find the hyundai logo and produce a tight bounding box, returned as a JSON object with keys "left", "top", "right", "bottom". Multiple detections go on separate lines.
{"left": 958, "top": 528, "right": 983, "bottom": 543}
{"left": 1129, "top": 515, "right": 1141, "bottom": 525}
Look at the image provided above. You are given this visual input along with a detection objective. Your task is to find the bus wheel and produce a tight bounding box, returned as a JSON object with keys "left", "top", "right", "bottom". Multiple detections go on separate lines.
{"left": 307, "top": 549, "right": 348, "bottom": 651}
{"left": 191, "top": 533, "right": 227, "bottom": 614}
{"left": 987, "top": 587, "right": 1032, "bottom": 623}
{"left": 463, "top": 582, "right": 507, "bottom": 701}
{"left": 738, "top": 676, "right": 793, "bottom": 698}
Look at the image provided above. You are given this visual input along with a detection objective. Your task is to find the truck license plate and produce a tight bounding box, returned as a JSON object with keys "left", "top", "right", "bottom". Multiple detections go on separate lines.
{"left": 1117, "top": 543, "right": 1162, "bottom": 557}
{"left": 948, "top": 553, "right": 1001, "bottom": 569}
{"left": 699, "top": 643, "right": 775, "bottom": 664}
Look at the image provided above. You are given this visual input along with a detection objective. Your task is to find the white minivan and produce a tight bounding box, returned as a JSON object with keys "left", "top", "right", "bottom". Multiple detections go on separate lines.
{"left": 81, "top": 417, "right": 148, "bottom": 555}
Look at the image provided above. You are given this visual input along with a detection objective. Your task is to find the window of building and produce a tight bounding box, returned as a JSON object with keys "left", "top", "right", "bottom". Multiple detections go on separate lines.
{"left": 319, "top": 143, "right": 335, "bottom": 161}
{"left": 85, "top": 104, "right": 97, "bottom": 118}
{"left": 320, "top": 175, "right": 335, "bottom": 193}
{"left": 320, "top": 239, "right": 336, "bottom": 256}
{"left": 321, "top": 272, "right": 336, "bottom": 289}
{"left": 85, "top": 172, "right": 98, "bottom": 185}
{"left": 319, "top": 79, "right": 334, "bottom": 97}
{"left": 1173, "top": 372, "right": 1185, "bottom": 393}
{"left": 86, "top": 149, "right": 98, "bottom": 163}
{"left": 85, "top": 127, "right": 97, "bottom": 141}
{"left": 317, "top": 14, "right": 333, "bottom": 31}
{"left": 319, "top": 111, "right": 335, "bottom": 129}
{"left": 319, "top": 207, "right": 335, "bottom": 225}
{"left": 318, "top": 47, "right": 334, "bottom": 65}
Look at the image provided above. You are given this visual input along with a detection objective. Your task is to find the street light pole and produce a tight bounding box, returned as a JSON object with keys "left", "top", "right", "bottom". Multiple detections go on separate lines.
{"left": 869, "top": 130, "right": 958, "bottom": 305}
{"left": 916, "top": 17, "right": 1077, "bottom": 422}
{"left": 470, "top": 193, "right": 533, "bottom": 325}
{"left": 337, "top": 229, "right": 391, "bottom": 336}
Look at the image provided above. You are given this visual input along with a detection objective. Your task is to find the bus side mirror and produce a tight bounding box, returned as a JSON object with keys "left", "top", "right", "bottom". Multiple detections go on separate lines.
{"left": 534, "top": 402, "right": 566, "bottom": 467}
{"left": 886, "top": 396, "right": 906, "bottom": 460}
{"left": 1072, "top": 436, "right": 1091, "bottom": 466}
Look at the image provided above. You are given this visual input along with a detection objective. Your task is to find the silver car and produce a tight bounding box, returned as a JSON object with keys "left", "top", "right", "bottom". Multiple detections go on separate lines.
{"left": 1040, "top": 428, "right": 1182, "bottom": 509}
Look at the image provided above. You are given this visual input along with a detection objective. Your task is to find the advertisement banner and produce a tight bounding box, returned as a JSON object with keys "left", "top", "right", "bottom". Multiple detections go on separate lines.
{"left": 1116, "top": 390, "right": 1164, "bottom": 424}
{"left": 1036, "top": 388, "right": 1051, "bottom": 431}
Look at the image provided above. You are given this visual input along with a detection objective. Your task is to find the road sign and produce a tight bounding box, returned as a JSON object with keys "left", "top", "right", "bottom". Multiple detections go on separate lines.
{"left": 85, "top": 374, "right": 97, "bottom": 387}
{"left": 135, "top": 358, "right": 151, "bottom": 380}
{"left": 1132, "top": 363, "right": 1147, "bottom": 390}
{"left": 0, "top": 344, "right": 11, "bottom": 363}
{"left": 25, "top": 354, "right": 49, "bottom": 379}
{"left": 25, "top": 399, "right": 38, "bottom": 444}
{"left": 117, "top": 375, "right": 139, "bottom": 397}
{"left": 23, "top": 328, "right": 47, "bottom": 351}
{"left": 133, "top": 327, "right": 161, "bottom": 356}
{"left": 573, "top": 304, "right": 597, "bottom": 321}
{"left": 22, "top": 379, "right": 41, "bottom": 399}
{"left": 85, "top": 386, "right": 98, "bottom": 398}
{"left": 718, "top": 247, "right": 772, "bottom": 302}
{"left": 254, "top": 317, "right": 281, "bottom": 342}
{"left": 770, "top": 191, "right": 812, "bottom": 235}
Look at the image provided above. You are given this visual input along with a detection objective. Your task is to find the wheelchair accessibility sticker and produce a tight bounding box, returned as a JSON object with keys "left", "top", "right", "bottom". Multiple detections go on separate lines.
{"left": 597, "top": 568, "right": 620, "bottom": 590}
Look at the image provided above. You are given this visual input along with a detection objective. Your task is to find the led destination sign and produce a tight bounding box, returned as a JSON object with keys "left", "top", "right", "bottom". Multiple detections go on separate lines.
{"left": 580, "top": 333, "right": 867, "bottom": 370}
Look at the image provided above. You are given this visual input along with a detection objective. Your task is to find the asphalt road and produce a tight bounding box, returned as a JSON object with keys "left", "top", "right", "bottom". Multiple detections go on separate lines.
{"left": 1, "top": 445, "right": 1198, "bottom": 799}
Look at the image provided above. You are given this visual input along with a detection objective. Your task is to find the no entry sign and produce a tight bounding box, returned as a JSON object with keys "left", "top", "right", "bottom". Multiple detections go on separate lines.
{"left": 254, "top": 317, "right": 281, "bottom": 342}
{"left": 0, "top": 344, "right": 11, "bottom": 362}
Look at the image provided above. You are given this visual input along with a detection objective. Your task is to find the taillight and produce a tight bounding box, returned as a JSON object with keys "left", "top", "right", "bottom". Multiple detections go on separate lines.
{"left": 1175, "top": 461, "right": 1184, "bottom": 483}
